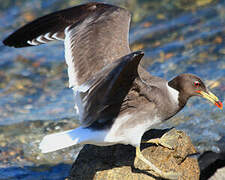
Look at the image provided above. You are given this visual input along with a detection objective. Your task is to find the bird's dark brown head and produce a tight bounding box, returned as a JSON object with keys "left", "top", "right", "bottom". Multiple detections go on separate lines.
{"left": 168, "top": 73, "right": 223, "bottom": 109}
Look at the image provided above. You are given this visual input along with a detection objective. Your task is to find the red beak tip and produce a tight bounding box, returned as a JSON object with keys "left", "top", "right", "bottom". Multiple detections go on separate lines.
{"left": 215, "top": 101, "right": 223, "bottom": 110}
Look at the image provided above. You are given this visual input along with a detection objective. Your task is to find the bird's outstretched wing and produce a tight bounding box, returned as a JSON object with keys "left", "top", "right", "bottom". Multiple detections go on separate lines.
{"left": 78, "top": 51, "right": 144, "bottom": 127}
{"left": 3, "top": 2, "right": 131, "bottom": 88}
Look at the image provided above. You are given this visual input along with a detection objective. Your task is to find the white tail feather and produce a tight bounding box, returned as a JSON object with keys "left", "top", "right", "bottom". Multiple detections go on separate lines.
{"left": 39, "top": 129, "right": 79, "bottom": 153}
{"left": 39, "top": 127, "right": 107, "bottom": 153}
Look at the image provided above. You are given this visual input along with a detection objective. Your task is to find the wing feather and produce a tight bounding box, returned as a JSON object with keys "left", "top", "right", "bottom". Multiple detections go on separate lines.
{"left": 76, "top": 51, "right": 144, "bottom": 127}
{"left": 3, "top": 2, "right": 131, "bottom": 89}
{"left": 3, "top": 2, "right": 138, "bottom": 126}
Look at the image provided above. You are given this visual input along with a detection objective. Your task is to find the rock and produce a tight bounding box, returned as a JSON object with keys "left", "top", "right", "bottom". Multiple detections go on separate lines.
{"left": 198, "top": 137, "right": 225, "bottom": 180}
{"left": 67, "top": 129, "right": 200, "bottom": 180}
{"left": 199, "top": 153, "right": 225, "bottom": 180}
{"left": 209, "top": 167, "right": 225, "bottom": 180}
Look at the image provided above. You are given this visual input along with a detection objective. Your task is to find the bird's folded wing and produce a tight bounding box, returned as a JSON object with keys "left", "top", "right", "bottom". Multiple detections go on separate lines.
{"left": 77, "top": 51, "right": 144, "bottom": 127}
{"left": 3, "top": 2, "right": 131, "bottom": 88}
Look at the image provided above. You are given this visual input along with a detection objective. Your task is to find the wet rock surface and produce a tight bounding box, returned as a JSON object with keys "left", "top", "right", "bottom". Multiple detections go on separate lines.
{"left": 68, "top": 129, "right": 200, "bottom": 180}
{"left": 209, "top": 166, "right": 225, "bottom": 180}
{"left": 0, "top": 0, "right": 224, "bottom": 179}
{"left": 198, "top": 136, "right": 225, "bottom": 179}
{"left": 199, "top": 140, "right": 225, "bottom": 180}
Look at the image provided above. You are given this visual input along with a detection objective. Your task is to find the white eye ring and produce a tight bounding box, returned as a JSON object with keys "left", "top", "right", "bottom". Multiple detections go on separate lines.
{"left": 194, "top": 81, "right": 201, "bottom": 87}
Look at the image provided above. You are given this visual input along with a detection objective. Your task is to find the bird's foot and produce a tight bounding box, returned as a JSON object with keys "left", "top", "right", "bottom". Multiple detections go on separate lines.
{"left": 142, "top": 128, "right": 178, "bottom": 150}
{"left": 135, "top": 146, "right": 179, "bottom": 180}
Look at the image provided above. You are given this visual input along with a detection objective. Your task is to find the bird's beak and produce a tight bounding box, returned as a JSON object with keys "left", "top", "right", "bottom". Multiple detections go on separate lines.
{"left": 196, "top": 90, "right": 223, "bottom": 110}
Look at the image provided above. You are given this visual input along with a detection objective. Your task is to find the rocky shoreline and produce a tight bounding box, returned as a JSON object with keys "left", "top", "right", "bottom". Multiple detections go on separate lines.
{"left": 67, "top": 129, "right": 225, "bottom": 180}
{"left": 0, "top": 120, "right": 224, "bottom": 179}
{"left": 68, "top": 129, "right": 200, "bottom": 180}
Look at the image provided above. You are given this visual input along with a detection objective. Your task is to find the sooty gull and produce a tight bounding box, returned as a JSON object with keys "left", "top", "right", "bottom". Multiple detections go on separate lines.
{"left": 3, "top": 2, "right": 223, "bottom": 179}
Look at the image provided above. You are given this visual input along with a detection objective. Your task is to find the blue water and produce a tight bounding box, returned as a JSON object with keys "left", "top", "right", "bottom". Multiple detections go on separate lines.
{"left": 0, "top": 0, "right": 225, "bottom": 179}
{"left": 0, "top": 164, "right": 70, "bottom": 180}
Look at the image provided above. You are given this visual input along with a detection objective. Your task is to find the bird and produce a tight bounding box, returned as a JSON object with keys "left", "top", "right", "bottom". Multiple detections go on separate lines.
{"left": 3, "top": 2, "right": 223, "bottom": 179}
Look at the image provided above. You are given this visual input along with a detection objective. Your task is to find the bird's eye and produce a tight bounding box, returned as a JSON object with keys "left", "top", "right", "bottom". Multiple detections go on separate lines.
{"left": 194, "top": 81, "right": 201, "bottom": 88}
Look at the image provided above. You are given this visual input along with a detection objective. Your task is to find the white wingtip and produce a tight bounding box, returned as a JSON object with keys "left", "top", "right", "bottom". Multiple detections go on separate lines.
{"left": 39, "top": 129, "right": 80, "bottom": 153}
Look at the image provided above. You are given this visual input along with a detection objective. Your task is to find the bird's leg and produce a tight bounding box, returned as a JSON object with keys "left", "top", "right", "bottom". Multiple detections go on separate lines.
{"left": 135, "top": 146, "right": 179, "bottom": 180}
{"left": 142, "top": 128, "right": 178, "bottom": 150}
